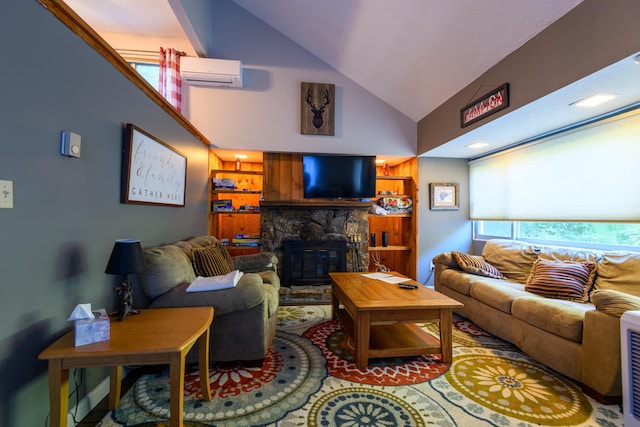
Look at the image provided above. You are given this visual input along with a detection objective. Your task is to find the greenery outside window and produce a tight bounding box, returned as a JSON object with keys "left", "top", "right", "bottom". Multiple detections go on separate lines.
{"left": 474, "top": 220, "right": 640, "bottom": 251}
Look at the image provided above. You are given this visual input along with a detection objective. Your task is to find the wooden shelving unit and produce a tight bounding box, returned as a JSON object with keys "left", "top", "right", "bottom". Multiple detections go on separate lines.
{"left": 368, "top": 160, "right": 418, "bottom": 279}
{"left": 208, "top": 167, "right": 263, "bottom": 254}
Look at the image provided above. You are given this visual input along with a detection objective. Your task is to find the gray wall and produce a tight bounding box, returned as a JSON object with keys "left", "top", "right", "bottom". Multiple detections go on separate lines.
{"left": 0, "top": 1, "right": 209, "bottom": 425}
{"left": 417, "top": 158, "right": 471, "bottom": 285}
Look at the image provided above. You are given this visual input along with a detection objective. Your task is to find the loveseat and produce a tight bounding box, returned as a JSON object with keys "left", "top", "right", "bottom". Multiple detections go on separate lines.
{"left": 433, "top": 239, "right": 640, "bottom": 403}
{"left": 136, "top": 235, "right": 280, "bottom": 365}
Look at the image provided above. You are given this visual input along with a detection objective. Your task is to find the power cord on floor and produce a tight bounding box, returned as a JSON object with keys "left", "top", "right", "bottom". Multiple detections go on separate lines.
{"left": 43, "top": 368, "right": 84, "bottom": 427}
{"left": 369, "top": 251, "right": 390, "bottom": 272}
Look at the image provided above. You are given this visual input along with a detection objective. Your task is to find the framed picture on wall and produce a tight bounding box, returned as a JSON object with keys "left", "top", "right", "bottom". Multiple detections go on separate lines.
{"left": 121, "top": 124, "right": 187, "bottom": 207}
{"left": 430, "top": 182, "right": 459, "bottom": 210}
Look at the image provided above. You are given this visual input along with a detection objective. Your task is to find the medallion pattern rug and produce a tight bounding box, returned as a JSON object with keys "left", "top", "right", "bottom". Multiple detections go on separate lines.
{"left": 101, "top": 305, "right": 624, "bottom": 426}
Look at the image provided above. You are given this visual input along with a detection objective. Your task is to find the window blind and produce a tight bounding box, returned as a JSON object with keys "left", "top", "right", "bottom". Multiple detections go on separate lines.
{"left": 469, "top": 108, "right": 640, "bottom": 222}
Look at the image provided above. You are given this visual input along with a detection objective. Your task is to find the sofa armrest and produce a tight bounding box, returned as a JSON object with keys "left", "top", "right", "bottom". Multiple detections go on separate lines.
{"left": 591, "top": 289, "right": 640, "bottom": 317}
{"left": 432, "top": 252, "right": 460, "bottom": 269}
{"left": 232, "top": 251, "right": 278, "bottom": 273}
{"left": 581, "top": 308, "right": 623, "bottom": 398}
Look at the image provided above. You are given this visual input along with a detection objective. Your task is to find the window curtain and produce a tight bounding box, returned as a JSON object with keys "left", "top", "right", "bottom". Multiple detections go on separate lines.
{"left": 159, "top": 48, "right": 184, "bottom": 112}
{"left": 469, "top": 107, "right": 640, "bottom": 222}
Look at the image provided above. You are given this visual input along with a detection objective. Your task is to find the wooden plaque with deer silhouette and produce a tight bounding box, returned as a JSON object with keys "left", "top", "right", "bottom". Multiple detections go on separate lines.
{"left": 301, "top": 82, "right": 335, "bottom": 136}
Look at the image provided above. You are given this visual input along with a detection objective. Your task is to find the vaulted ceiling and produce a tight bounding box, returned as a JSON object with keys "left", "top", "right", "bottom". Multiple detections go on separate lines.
{"left": 64, "top": 0, "right": 640, "bottom": 159}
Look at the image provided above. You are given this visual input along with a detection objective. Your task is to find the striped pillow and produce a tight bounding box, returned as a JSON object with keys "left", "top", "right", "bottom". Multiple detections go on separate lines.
{"left": 452, "top": 251, "right": 504, "bottom": 279}
{"left": 525, "top": 258, "right": 597, "bottom": 302}
{"left": 192, "top": 243, "right": 233, "bottom": 277}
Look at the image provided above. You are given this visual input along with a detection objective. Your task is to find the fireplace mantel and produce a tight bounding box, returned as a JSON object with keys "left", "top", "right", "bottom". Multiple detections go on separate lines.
{"left": 260, "top": 200, "right": 370, "bottom": 208}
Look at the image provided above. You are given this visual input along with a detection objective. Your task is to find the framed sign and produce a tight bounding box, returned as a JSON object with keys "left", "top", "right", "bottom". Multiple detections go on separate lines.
{"left": 301, "top": 82, "right": 335, "bottom": 136}
{"left": 461, "top": 83, "right": 509, "bottom": 128}
{"left": 430, "top": 182, "right": 459, "bottom": 210}
{"left": 121, "top": 124, "right": 187, "bottom": 207}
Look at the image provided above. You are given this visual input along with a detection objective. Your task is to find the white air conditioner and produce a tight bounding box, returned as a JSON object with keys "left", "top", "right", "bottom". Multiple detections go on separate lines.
{"left": 180, "top": 57, "right": 243, "bottom": 88}
{"left": 621, "top": 310, "right": 640, "bottom": 427}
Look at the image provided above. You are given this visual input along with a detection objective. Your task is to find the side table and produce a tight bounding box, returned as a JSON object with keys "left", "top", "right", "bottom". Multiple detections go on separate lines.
{"left": 39, "top": 307, "right": 214, "bottom": 427}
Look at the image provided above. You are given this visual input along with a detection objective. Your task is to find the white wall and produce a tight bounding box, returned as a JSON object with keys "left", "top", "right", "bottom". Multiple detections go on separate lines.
{"left": 181, "top": 0, "right": 417, "bottom": 158}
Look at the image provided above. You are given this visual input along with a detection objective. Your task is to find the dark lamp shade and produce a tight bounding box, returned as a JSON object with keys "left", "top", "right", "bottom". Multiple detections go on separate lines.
{"left": 105, "top": 239, "right": 146, "bottom": 275}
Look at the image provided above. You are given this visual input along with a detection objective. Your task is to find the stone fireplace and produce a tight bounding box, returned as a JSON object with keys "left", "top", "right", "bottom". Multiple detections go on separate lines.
{"left": 260, "top": 201, "right": 370, "bottom": 300}
{"left": 282, "top": 240, "right": 347, "bottom": 286}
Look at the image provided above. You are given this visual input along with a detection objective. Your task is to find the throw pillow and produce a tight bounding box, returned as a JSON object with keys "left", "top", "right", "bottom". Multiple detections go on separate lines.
{"left": 590, "top": 289, "right": 640, "bottom": 317}
{"left": 192, "top": 243, "right": 234, "bottom": 277}
{"left": 525, "top": 258, "right": 596, "bottom": 303}
{"left": 451, "top": 251, "right": 504, "bottom": 279}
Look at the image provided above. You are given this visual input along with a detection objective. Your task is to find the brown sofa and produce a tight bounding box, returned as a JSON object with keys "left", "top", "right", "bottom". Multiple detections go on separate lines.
{"left": 433, "top": 239, "right": 640, "bottom": 403}
{"left": 136, "top": 235, "right": 280, "bottom": 364}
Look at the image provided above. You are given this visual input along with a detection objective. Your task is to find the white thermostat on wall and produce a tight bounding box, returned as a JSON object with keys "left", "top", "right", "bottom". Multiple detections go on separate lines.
{"left": 61, "top": 131, "right": 81, "bottom": 158}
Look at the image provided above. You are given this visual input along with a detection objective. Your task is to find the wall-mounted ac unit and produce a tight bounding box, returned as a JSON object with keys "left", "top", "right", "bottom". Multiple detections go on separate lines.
{"left": 622, "top": 310, "right": 640, "bottom": 427}
{"left": 181, "top": 57, "right": 243, "bottom": 88}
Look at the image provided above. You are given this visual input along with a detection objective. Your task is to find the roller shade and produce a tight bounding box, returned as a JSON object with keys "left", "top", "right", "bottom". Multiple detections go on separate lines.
{"left": 470, "top": 108, "right": 640, "bottom": 222}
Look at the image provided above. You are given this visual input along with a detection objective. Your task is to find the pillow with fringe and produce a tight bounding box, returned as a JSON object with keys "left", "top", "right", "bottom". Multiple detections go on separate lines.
{"left": 451, "top": 251, "right": 504, "bottom": 279}
{"left": 525, "top": 258, "right": 596, "bottom": 303}
{"left": 192, "top": 243, "right": 233, "bottom": 277}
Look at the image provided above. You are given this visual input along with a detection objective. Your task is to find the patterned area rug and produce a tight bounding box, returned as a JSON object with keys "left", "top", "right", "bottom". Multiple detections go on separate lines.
{"left": 101, "top": 304, "right": 624, "bottom": 427}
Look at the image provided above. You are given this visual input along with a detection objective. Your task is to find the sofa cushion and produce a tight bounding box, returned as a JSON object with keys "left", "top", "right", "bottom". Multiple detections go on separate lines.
{"left": 192, "top": 243, "right": 234, "bottom": 277}
{"left": 525, "top": 258, "right": 596, "bottom": 303}
{"left": 150, "top": 272, "right": 275, "bottom": 315}
{"left": 452, "top": 251, "right": 504, "bottom": 279}
{"left": 469, "top": 279, "right": 530, "bottom": 314}
{"left": 511, "top": 296, "right": 593, "bottom": 343}
{"left": 594, "top": 252, "right": 640, "bottom": 296}
{"left": 591, "top": 289, "right": 640, "bottom": 317}
{"left": 537, "top": 245, "right": 602, "bottom": 264}
{"left": 482, "top": 239, "right": 539, "bottom": 283}
{"left": 139, "top": 244, "right": 196, "bottom": 300}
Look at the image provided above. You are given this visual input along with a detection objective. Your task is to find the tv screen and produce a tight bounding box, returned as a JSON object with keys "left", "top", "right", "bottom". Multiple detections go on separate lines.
{"left": 303, "top": 155, "right": 376, "bottom": 199}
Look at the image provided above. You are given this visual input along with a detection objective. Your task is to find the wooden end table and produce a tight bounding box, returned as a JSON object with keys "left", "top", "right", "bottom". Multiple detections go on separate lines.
{"left": 330, "top": 272, "right": 463, "bottom": 369}
{"left": 39, "top": 307, "right": 214, "bottom": 427}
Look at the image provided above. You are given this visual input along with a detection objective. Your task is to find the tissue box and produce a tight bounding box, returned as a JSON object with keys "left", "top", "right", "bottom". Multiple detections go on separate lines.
{"left": 74, "top": 308, "right": 110, "bottom": 347}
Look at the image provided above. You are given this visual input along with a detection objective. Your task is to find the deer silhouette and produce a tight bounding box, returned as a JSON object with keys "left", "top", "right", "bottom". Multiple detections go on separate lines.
{"left": 305, "top": 88, "right": 331, "bottom": 129}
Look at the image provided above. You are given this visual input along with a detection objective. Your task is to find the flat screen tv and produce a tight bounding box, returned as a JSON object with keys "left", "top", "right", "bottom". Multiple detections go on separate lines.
{"left": 302, "top": 154, "right": 376, "bottom": 199}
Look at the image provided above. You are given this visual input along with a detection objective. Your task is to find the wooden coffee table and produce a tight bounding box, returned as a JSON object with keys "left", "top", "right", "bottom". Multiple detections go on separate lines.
{"left": 39, "top": 307, "right": 214, "bottom": 427}
{"left": 330, "top": 272, "right": 463, "bottom": 369}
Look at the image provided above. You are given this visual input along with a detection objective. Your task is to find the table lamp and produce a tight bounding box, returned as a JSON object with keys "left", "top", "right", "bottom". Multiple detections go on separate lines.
{"left": 105, "top": 239, "right": 146, "bottom": 321}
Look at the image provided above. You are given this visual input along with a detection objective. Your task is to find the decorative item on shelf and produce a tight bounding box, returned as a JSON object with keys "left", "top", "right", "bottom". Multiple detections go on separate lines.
{"left": 382, "top": 162, "right": 390, "bottom": 176}
{"left": 377, "top": 196, "right": 413, "bottom": 214}
{"left": 212, "top": 177, "right": 235, "bottom": 190}
{"left": 235, "top": 158, "right": 241, "bottom": 171}
{"left": 105, "top": 239, "right": 147, "bottom": 321}
{"left": 429, "top": 182, "right": 460, "bottom": 210}
{"left": 370, "top": 233, "right": 376, "bottom": 247}
{"left": 212, "top": 199, "right": 233, "bottom": 212}
{"left": 382, "top": 231, "right": 389, "bottom": 247}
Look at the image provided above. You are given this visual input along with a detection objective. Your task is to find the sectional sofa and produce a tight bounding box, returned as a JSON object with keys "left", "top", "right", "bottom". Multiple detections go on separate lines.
{"left": 433, "top": 239, "right": 640, "bottom": 403}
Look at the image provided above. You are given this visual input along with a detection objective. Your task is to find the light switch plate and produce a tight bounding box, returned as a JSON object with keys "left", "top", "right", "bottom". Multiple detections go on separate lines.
{"left": 0, "top": 180, "right": 13, "bottom": 208}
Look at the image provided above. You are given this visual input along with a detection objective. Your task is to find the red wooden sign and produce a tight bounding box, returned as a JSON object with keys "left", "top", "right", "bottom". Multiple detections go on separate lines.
{"left": 461, "top": 83, "right": 509, "bottom": 128}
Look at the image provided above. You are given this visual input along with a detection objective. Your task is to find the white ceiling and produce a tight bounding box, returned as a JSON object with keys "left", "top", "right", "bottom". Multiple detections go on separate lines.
{"left": 65, "top": 0, "right": 640, "bottom": 160}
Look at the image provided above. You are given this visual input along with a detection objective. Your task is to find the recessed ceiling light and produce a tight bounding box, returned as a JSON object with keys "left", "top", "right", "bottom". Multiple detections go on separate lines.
{"left": 467, "top": 142, "right": 489, "bottom": 149}
{"left": 376, "top": 159, "right": 386, "bottom": 164}
{"left": 571, "top": 94, "right": 617, "bottom": 108}
{"left": 234, "top": 154, "right": 248, "bottom": 159}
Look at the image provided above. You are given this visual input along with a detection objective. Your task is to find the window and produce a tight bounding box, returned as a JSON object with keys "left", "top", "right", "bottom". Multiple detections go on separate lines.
{"left": 475, "top": 221, "right": 640, "bottom": 250}
{"left": 469, "top": 107, "right": 640, "bottom": 222}
{"left": 470, "top": 106, "right": 640, "bottom": 251}
{"left": 130, "top": 62, "right": 159, "bottom": 90}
